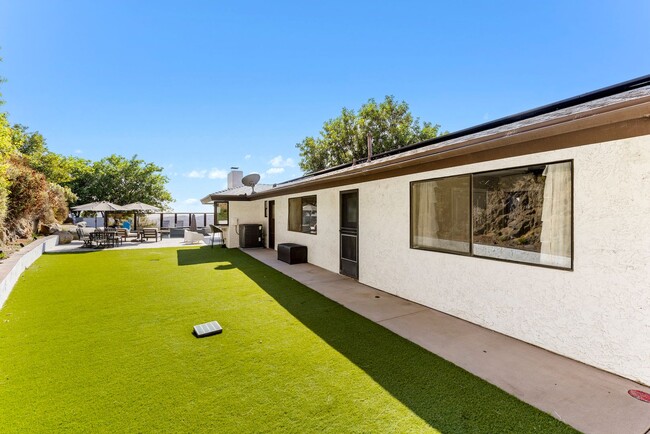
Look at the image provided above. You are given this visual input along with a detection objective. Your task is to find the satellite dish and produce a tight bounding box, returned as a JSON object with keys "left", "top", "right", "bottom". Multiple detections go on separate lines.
{"left": 241, "top": 173, "right": 261, "bottom": 193}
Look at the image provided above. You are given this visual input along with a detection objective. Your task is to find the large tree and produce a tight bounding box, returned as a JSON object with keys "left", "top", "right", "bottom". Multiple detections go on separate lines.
{"left": 10, "top": 123, "right": 90, "bottom": 186}
{"left": 296, "top": 96, "right": 443, "bottom": 173}
{"left": 72, "top": 154, "right": 172, "bottom": 208}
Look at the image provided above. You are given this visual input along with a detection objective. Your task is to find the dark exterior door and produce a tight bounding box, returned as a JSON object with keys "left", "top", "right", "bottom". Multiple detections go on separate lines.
{"left": 340, "top": 190, "right": 358, "bottom": 279}
{"left": 268, "top": 200, "right": 275, "bottom": 249}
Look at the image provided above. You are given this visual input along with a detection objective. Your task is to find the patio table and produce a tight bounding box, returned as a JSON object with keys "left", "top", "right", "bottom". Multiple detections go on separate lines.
{"left": 90, "top": 231, "right": 120, "bottom": 248}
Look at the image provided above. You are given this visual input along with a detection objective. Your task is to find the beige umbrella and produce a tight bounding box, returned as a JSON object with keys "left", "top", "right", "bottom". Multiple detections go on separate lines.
{"left": 71, "top": 201, "right": 127, "bottom": 228}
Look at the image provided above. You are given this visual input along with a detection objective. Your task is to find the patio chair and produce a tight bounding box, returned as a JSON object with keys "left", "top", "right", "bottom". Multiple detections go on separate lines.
{"left": 184, "top": 230, "right": 204, "bottom": 244}
{"left": 105, "top": 228, "right": 120, "bottom": 247}
{"left": 142, "top": 227, "right": 160, "bottom": 242}
{"left": 209, "top": 224, "right": 225, "bottom": 249}
{"left": 116, "top": 228, "right": 133, "bottom": 242}
{"left": 76, "top": 228, "right": 93, "bottom": 247}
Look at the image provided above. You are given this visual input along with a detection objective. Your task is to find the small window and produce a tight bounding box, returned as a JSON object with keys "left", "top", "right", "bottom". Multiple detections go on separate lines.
{"left": 410, "top": 161, "right": 573, "bottom": 269}
{"left": 289, "top": 196, "right": 317, "bottom": 234}
{"left": 215, "top": 202, "right": 229, "bottom": 225}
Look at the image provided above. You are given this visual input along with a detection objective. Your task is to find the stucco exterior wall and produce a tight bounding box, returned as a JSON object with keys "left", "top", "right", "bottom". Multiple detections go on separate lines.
{"left": 226, "top": 201, "right": 267, "bottom": 248}
{"left": 243, "top": 135, "right": 650, "bottom": 385}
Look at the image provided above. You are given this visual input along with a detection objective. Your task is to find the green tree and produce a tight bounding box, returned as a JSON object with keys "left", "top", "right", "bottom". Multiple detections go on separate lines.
{"left": 0, "top": 114, "right": 16, "bottom": 238}
{"left": 72, "top": 154, "right": 173, "bottom": 208}
{"left": 296, "top": 96, "right": 443, "bottom": 172}
{"left": 0, "top": 53, "right": 78, "bottom": 241}
{"left": 10, "top": 123, "right": 90, "bottom": 185}
{"left": 0, "top": 53, "right": 14, "bottom": 238}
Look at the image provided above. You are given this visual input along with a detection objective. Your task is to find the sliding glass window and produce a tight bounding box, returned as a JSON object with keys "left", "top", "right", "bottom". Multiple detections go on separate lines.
{"left": 410, "top": 175, "right": 470, "bottom": 254}
{"left": 410, "top": 161, "right": 572, "bottom": 269}
{"left": 472, "top": 161, "right": 572, "bottom": 268}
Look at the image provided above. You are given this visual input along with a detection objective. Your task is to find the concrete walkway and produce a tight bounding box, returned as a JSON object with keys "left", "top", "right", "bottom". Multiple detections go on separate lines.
{"left": 242, "top": 248, "right": 650, "bottom": 434}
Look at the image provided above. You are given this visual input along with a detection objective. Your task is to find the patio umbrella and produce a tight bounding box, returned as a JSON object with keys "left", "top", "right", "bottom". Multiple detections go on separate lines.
{"left": 190, "top": 214, "right": 197, "bottom": 232}
{"left": 71, "top": 201, "right": 127, "bottom": 228}
{"left": 122, "top": 202, "right": 162, "bottom": 231}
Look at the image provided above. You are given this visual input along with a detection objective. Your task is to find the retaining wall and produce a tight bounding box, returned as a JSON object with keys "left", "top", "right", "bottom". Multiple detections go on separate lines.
{"left": 0, "top": 235, "right": 59, "bottom": 309}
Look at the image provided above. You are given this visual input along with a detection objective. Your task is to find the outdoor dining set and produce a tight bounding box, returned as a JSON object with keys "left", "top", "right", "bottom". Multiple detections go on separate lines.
{"left": 76, "top": 227, "right": 164, "bottom": 248}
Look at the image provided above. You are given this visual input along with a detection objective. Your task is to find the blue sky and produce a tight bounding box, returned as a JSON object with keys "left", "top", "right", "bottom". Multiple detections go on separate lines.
{"left": 1, "top": 1, "right": 649, "bottom": 211}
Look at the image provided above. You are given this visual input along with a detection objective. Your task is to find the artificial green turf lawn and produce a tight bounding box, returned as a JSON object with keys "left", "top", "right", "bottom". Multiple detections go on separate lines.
{"left": 0, "top": 247, "right": 577, "bottom": 433}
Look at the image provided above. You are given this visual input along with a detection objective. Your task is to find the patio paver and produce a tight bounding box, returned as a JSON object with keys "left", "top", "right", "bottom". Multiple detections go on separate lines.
{"left": 241, "top": 247, "right": 650, "bottom": 434}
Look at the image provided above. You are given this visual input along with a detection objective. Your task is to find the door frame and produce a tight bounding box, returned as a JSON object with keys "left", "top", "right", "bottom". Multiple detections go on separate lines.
{"left": 268, "top": 200, "right": 275, "bottom": 249}
{"left": 339, "top": 189, "right": 359, "bottom": 279}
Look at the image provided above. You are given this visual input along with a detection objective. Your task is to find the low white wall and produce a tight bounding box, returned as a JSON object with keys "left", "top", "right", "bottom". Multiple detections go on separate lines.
{"left": 256, "top": 134, "right": 650, "bottom": 385}
{"left": 0, "top": 235, "right": 60, "bottom": 310}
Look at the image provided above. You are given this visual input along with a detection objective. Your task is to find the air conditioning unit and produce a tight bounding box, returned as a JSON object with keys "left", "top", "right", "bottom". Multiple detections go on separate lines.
{"left": 239, "top": 224, "right": 263, "bottom": 248}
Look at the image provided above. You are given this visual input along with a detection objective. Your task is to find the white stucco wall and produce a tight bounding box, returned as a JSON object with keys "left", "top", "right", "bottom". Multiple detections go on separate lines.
{"left": 245, "top": 135, "right": 650, "bottom": 385}
{"left": 226, "top": 201, "right": 267, "bottom": 248}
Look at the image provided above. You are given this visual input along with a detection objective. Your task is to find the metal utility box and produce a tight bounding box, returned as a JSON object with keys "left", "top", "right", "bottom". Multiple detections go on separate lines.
{"left": 239, "top": 224, "right": 263, "bottom": 248}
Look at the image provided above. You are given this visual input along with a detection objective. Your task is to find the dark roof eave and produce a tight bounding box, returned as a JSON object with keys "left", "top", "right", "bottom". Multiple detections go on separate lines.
{"left": 201, "top": 193, "right": 258, "bottom": 203}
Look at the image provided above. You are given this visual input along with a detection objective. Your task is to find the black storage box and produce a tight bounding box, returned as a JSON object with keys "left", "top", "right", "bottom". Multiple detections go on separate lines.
{"left": 278, "top": 243, "right": 307, "bottom": 264}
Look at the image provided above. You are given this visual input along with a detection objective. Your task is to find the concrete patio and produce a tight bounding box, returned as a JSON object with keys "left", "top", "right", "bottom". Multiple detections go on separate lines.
{"left": 241, "top": 247, "right": 650, "bottom": 434}
{"left": 48, "top": 234, "right": 216, "bottom": 252}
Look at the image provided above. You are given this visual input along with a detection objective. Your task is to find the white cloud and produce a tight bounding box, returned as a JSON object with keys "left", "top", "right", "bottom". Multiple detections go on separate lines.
{"left": 244, "top": 154, "right": 251, "bottom": 160}
{"left": 185, "top": 170, "right": 207, "bottom": 178}
{"left": 266, "top": 167, "right": 285, "bottom": 175}
{"left": 208, "top": 169, "right": 227, "bottom": 179}
{"left": 74, "top": 149, "right": 83, "bottom": 154}
{"left": 184, "top": 198, "right": 199, "bottom": 205}
{"left": 184, "top": 168, "right": 228, "bottom": 179}
{"left": 269, "top": 155, "right": 295, "bottom": 168}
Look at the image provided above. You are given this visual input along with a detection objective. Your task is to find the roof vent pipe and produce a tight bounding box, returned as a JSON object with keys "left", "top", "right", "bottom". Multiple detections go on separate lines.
{"left": 367, "top": 133, "right": 373, "bottom": 161}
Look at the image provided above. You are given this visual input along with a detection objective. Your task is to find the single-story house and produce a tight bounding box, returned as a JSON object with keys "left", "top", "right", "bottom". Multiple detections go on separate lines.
{"left": 202, "top": 75, "right": 650, "bottom": 386}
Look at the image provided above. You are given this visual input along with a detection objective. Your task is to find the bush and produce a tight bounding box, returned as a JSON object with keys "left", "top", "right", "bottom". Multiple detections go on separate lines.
{"left": 7, "top": 156, "right": 48, "bottom": 226}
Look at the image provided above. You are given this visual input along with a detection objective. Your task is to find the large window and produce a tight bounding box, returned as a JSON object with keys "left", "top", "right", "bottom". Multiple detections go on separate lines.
{"left": 410, "top": 161, "right": 573, "bottom": 269}
{"left": 288, "top": 195, "right": 317, "bottom": 234}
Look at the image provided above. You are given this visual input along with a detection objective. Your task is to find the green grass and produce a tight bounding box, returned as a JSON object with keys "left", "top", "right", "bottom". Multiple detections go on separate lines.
{"left": 0, "top": 247, "right": 577, "bottom": 433}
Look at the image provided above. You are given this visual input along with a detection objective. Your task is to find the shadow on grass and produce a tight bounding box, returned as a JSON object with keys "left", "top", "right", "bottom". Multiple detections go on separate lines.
{"left": 44, "top": 250, "right": 99, "bottom": 256}
{"left": 176, "top": 247, "right": 228, "bottom": 266}
{"left": 218, "top": 248, "right": 574, "bottom": 433}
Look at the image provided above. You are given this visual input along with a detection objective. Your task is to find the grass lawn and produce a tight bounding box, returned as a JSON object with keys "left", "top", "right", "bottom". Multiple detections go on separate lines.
{"left": 0, "top": 247, "right": 576, "bottom": 433}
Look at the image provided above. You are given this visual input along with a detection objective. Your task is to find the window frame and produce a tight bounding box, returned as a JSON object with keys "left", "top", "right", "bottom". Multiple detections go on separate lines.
{"left": 214, "top": 201, "right": 229, "bottom": 226}
{"left": 409, "top": 159, "right": 574, "bottom": 271}
{"left": 288, "top": 195, "right": 318, "bottom": 235}
{"left": 409, "top": 173, "right": 472, "bottom": 256}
